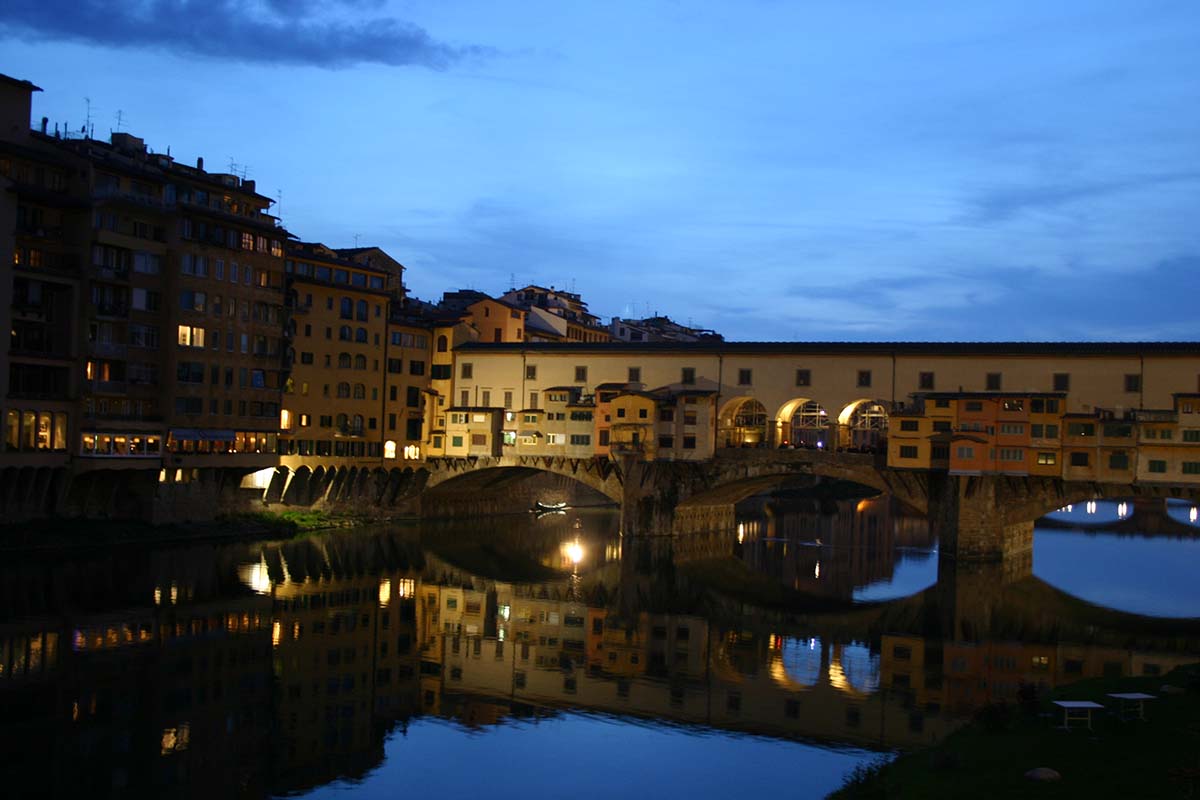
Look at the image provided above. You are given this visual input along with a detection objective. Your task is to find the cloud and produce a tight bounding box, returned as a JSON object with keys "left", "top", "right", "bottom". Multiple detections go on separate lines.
{"left": 0, "top": 0, "right": 492, "bottom": 70}
{"left": 959, "top": 171, "right": 1200, "bottom": 225}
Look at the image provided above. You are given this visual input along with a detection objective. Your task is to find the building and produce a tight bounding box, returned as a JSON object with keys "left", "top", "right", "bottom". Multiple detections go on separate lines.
{"left": 501, "top": 285, "right": 610, "bottom": 343}
{"left": 609, "top": 315, "right": 723, "bottom": 343}
{"left": 279, "top": 243, "right": 392, "bottom": 469}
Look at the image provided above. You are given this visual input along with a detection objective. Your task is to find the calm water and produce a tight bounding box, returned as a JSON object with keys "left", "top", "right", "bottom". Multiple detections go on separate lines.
{"left": 1, "top": 490, "right": 1198, "bottom": 799}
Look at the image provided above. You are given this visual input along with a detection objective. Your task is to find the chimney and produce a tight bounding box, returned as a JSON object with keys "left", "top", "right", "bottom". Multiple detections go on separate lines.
{"left": 196, "top": 156, "right": 204, "bottom": 171}
{"left": 40, "top": 117, "right": 47, "bottom": 134}
{"left": 243, "top": 178, "right": 255, "bottom": 193}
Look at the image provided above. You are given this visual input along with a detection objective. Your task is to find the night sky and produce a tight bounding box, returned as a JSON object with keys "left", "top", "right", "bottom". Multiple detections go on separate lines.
{"left": 4, "top": 1, "right": 1198, "bottom": 341}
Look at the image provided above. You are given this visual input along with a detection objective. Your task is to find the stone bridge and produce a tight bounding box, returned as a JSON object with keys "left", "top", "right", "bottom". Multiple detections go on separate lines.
{"left": 256, "top": 449, "right": 1200, "bottom": 564}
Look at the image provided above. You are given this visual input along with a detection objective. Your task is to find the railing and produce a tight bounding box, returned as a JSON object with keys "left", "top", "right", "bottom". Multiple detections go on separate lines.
{"left": 88, "top": 341, "right": 128, "bottom": 358}
{"left": 93, "top": 302, "right": 130, "bottom": 318}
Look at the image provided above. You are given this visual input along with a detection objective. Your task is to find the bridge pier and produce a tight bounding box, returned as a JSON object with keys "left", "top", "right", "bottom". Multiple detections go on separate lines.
{"left": 929, "top": 473, "right": 1037, "bottom": 563}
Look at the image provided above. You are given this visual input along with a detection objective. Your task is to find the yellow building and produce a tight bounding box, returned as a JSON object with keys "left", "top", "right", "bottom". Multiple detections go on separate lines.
{"left": 383, "top": 316, "right": 432, "bottom": 462}
{"left": 280, "top": 243, "right": 391, "bottom": 470}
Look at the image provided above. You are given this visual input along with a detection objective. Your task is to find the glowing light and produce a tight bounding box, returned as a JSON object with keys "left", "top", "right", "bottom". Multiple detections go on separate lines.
{"left": 566, "top": 541, "right": 584, "bottom": 565}
{"left": 1117, "top": 502, "right": 1129, "bottom": 519}
{"left": 814, "top": 562, "right": 821, "bottom": 579}
{"left": 271, "top": 620, "right": 281, "bottom": 647}
{"left": 238, "top": 561, "right": 272, "bottom": 595}
{"left": 153, "top": 587, "right": 162, "bottom": 605}
{"left": 383, "top": 440, "right": 397, "bottom": 459}
{"left": 242, "top": 467, "right": 275, "bottom": 490}
{"left": 1086, "top": 500, "right": 1097, "bottom": 515}
{"left": 403, "top": 444, "right": 421, "bottom": 460}
{"left": 169, "top": 583, "right": 178, "bottom": 604}
{"left": 1192, "top": 507, "right": 1198, "bottom": 524}
{"left": 379, "top": 579, "right": 392, "bottom": 607}
{"left": 737, "top": 523, "right": 745, "bottom": 544}
{"left": 280, "top": 408, "right": 292, "bottom": 429}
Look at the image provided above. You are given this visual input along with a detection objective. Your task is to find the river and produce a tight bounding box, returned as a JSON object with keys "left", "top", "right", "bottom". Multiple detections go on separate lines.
{"left": 1, "top": 489, "right": 1197, "bottom": 798}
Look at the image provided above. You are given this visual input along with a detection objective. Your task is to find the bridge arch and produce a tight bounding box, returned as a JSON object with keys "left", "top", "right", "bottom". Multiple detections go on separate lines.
{"left": 775, "top": 397, "right": 832, "bottom": 449}
{"left": 718, "top": 396, "right": 770, "bottom": 448}
{"left": 420, "top": 456, "right": 624, "bottom": 504}
{"left": 837, "top": 398, "right": 889, "bottom": 451}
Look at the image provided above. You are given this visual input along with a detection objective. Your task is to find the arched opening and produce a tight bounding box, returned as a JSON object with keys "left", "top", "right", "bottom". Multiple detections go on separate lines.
{"left": 718, "top": 397, "right": 770, "bottom": 448}
{"left": 838, "top": 399, "right": 889, "bottom": 452}
{"left": 775, "top": 397, "right": 831, "bottom": 449}
{"left": 437, "top": 335, "right": 448, "bottom": 352}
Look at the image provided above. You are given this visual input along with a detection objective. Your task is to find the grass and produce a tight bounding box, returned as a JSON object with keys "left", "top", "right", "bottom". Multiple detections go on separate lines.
{"left": 830, "top": 663, "right": 1200, "bottom": 799}
{"left": 0, "top": 507, "right": 351, "bottom": 550}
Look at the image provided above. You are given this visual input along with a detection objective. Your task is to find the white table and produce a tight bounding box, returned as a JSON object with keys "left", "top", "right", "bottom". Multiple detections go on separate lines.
{"left": 1108, "top": 692, "right": 1155, "bottom": 721}
{"left": 1053, "top": 700, "right": 1104, "bottom": 730}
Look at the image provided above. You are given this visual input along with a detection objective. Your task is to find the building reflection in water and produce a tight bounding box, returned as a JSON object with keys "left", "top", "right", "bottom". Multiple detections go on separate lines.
{"left": 0, "top": 503, "right": 1197, "bottom": 798}
{"left": 735, "top": 492, "right": 935, "bottom": 599}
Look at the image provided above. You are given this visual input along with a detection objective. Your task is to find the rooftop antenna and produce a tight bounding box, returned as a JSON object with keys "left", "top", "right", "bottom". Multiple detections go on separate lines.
{"left": 84, "top": 97, "right": 92, "bottom": 139}
{"left": 509, "top": 272, "right": 516, "bottom": 292}
{"left": 114, "top": 109, "right": 124, "bottom": 133}
{"left": 275, "top": 189, "right": 283, "bottom": 221}
{"left": 354, "top": 233, "right": 361, "bottom": 248}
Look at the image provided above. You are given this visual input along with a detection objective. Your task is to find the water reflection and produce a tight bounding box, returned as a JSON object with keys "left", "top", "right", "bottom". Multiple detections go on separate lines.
{"left": 1, "top": 492, "right": 1198, "bottom": 798}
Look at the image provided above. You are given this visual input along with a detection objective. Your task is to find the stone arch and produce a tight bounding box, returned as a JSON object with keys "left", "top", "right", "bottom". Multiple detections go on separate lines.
{"left": 774, "top": 397, "right": 832, "bottom": 449}
{"left": 284, "top": 466, "right": 311, "bottom": 505}
{"left": 421, "top": 457, "right": 623, "bottom": 504}
{"left": 717, "top": 396, "right": 770, "bottom": 448}
{"left": 837, "top": 398, "right": 890, "bottom": 451}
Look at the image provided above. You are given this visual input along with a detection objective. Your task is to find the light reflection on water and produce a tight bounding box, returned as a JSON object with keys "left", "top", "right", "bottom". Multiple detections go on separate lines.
{"left": 1, "top": 491, "right": 1198, "bottom": 799}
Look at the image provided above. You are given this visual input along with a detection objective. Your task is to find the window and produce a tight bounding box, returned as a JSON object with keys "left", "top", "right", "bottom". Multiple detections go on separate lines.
{"left": 955, "top": 446, "right": 974, "bottom": 459}
{"left": 1069, "top": 451, "right": 1089, "bottom": 467}
{"left": 503, "top": 391, "right": 513, "bottom": 409}
{"left": 999, "top": 423, "right": 1025, "bottom": 435}
{"left": 176, "top": 325, "right": 205, "bottom": 348}
{"left": 529, "top": 392, "right": 539, "bottom": 408}
{"left": 1036, "top": 452, "right": 1056, "bottom": 465}
{"left": 658, "top": 435, "right": 674, "bottom": 448}
{"left": 932, "top": 420, "right": 951, "bottom": 432}
{"left": 899, "top": 420, "right": 919, "bottom": 432}
{"left": 1184, "top": 430, "right": 1200, "bottom": 442}
{"left": 1183, "top": 462, "right": 1200, "bottom": 475}
{"left": 1125, "top": 374, "right": 1141, "bottom": 393}
{"left": 986, "top": 372, "right": 1002, "bottom": 391}
{"left": 524, "top": 364, "right": 537, "bottom": 380}
{"left": 628, "top": 367, "right": 641, "bottom": 383}
{"left": 574, "top": 366, "right": 588, "bottom": 383}
{"left": 738, "top": 368, "right": 752, "bottom": 386}
{"left": 857, "top": 370, "right": 871, "bottom": 388}
{"left": 999, "top": 448, "right": 1023, "bottom": 461}
{"left": 1109, "top": 452, "right": 1130, "bottom": 470}
{"left": 795, "top": 368, "right": 811, "bottom": 387}
{"left": 899, "top": 445, "right": 918, "bottom": 459}
{"left": 481, "top": 390, "right": 491, "bottom": 406}
{"left": 964, "top": 401, "right": 983, "bottom": 412}
{"left": 1053, "top": 373, "right": 1070, "bottom": 392}
{"left": 461, "top": 363, "right": 473, "bottom": 379}
{"left": 682, "top": 435, "right": 696, "bottom": 449}
{"left": 681, "top": 367, "right": 695, "bottom": 385}
{"left": 409, "top": 360, "right": 425, "bottom": 376}
{"left": 1067, "top": 422, "right": 1095, "bottom": 437}
{"left": 1148, "top": 459, "right": 1167, "bottom": 474}
{"left": 919, "top": 371, "right": 935, "bottom": 390}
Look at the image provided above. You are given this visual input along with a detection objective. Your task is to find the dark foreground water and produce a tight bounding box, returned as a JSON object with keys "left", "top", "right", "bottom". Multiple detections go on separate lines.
{"left": 1, "top": 491, "right": 1198, "bottom": 799}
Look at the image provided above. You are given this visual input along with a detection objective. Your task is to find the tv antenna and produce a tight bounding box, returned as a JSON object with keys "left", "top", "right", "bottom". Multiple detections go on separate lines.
{"left": 354, "top": 233, "right": 361, "bottom": 248}
{"left": 84, "top": 96, "right": 92, "bottom": 138}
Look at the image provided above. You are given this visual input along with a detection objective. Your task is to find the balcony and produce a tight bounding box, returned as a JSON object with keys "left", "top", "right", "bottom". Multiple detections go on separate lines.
{"left": 93, "top": 302, "right": 130, "bottom": 319}
{"left": 92, "top": 185, "right": 170, "bottom": 211}
{"left": 88, "top": 341, "right": 128, "bottom": 358}
{"left": 87, "top": 380, "right": 128, "bottom": 395}
{"left": 89, "top": 263, "right": 131, "bottom": 282}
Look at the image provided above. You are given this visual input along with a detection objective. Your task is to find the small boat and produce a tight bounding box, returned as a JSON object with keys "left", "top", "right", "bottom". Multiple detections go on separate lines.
{"left": 532, "top": 500, "right": 569, "bottom": 513}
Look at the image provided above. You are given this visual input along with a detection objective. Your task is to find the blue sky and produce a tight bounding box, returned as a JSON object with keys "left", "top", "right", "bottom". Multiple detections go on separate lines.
{"left": 4, "top": 1, "right": 1199, "bottom": 341}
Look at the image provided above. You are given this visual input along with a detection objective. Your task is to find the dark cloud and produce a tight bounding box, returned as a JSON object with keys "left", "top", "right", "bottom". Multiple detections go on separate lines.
{"left": 961, "top": 171, "right": 1200, "bottom": 225}
{"left": 1, "top": 0, "right": 491, "bottom": 70}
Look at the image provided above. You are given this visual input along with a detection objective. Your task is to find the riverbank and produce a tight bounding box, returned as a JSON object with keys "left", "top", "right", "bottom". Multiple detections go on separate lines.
{"left": 830, "top": 663, "right": 1200, "bottom": 799}
{"left": 0, "top": 508, "right": 401, "bottom": 552}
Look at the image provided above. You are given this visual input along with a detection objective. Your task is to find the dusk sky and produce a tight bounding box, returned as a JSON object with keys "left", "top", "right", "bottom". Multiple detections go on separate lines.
{"left": 3, "top": 1, "right": 1198, "bottom": 341}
